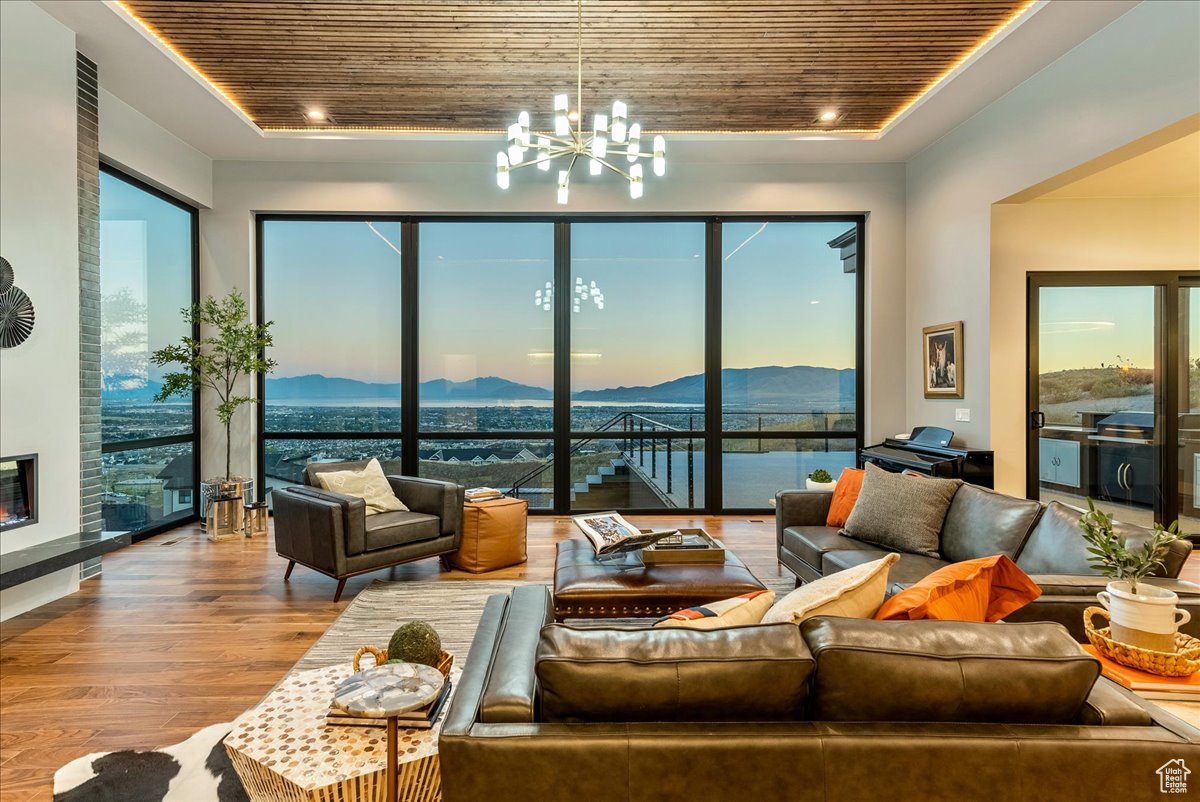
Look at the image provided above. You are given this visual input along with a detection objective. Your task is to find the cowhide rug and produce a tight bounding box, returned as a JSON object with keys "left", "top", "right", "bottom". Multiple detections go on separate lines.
{"left": 53, "top": 723, "right": 247, "bottom": 802}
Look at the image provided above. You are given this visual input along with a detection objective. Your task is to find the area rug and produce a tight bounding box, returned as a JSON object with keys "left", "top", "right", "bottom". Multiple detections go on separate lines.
{"left": 53, "top": 575, "right": 797, "bottom": 800}
{"left": 52, "top": 578, "right": 531, "bottom": 802}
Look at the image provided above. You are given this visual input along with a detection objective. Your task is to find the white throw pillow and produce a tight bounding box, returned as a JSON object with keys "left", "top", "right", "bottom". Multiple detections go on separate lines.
{"left": 761, "top": 553, "right": 899, "bottom": 625}
{"left": 315, "top": 458, "right": 408, "bottom": 515}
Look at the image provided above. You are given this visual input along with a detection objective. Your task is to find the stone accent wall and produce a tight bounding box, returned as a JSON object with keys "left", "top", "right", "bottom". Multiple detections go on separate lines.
{"left": 77, "top": 53, "right": 102, "bottom": 578}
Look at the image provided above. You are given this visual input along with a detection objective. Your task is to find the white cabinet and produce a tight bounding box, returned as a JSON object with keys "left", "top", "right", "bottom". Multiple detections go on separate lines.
{"left": 1039, "top": 437, "right": 1080, "bottom": 488}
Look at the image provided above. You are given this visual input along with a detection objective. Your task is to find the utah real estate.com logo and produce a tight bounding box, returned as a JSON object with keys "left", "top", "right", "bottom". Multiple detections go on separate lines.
{"left": 1158, "top": 759, "right": 1190, "bottom": 794}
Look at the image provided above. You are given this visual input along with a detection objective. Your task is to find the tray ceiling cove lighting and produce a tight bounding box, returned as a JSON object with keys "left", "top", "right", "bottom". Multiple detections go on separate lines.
{"left": 496, "top": 0, "right": 664, "bottom": 204}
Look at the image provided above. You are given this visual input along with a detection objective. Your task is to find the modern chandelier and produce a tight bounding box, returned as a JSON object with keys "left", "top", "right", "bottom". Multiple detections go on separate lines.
{"left": 496, "top": 0, "right": 665, "bottom": 204}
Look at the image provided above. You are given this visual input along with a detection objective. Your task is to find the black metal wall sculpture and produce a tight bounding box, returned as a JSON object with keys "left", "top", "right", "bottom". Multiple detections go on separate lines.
{"left": 0, "top": 257, "right": 35, "bottom": 348}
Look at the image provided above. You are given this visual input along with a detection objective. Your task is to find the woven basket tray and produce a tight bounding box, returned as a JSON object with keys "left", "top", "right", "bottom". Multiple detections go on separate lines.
{"left": 1084, "top": 606, "right": 1200, "bottom": 678}
{"left": 352, "top": 645, "right": 454, "bottom": 680}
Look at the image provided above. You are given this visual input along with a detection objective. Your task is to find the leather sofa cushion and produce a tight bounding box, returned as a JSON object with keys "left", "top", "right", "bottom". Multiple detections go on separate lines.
{"left": 363, "top": 511, "right": 441, "bottom": 551}
{"left": 782, "top": 526, "right": 882, "bottom": 570}
{"left": 801, "top": 617, "right": 1099, "bottom": 724}
{"left": 823, "top": 549, "right": 948, "bottom": 587}
{"left": 940, "top": 484, "right": 1040, "bottom": 563}
{"left": 1016, "top": 501, "right": 1184, "bottom": 576}
{"left": 536, "top": 623, "right": 814, "bottom": 723}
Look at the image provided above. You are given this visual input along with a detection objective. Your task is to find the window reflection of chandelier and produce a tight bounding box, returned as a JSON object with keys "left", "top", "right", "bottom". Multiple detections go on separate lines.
{"left": 534, "top": 278, "right": 605, "bottom": 312}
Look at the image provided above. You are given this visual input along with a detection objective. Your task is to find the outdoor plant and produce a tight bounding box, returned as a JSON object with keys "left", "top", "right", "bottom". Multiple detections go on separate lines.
{"left": 808, "top": 469, "right": 834, "bottom": 484}
{"left": 1079, "top": 497, "right": 1182, "bottom": 593}
{"left": 151, "top": 290, "right": 276, "bottom": 481}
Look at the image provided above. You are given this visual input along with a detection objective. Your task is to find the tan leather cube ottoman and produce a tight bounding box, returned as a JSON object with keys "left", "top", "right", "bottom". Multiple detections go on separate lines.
{"left": 447, "top": 497, "right": 528, "bottom": 573}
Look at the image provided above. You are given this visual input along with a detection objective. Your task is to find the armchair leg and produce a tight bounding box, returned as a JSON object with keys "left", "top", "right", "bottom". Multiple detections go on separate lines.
{"left": 284, "top": 560, "right": 296, "bottom": 581}
{"left": 334, "top": 578, "right": 347, "bottom": 603}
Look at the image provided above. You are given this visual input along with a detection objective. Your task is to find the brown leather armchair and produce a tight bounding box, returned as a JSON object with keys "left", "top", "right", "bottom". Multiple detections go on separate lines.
{"left": 272, "top": 460, "right": 464, "bottom": 601}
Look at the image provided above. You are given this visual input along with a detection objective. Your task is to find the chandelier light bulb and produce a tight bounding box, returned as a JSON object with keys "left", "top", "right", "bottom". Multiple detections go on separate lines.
{"left": 611, "top": 100, "right": 628, "bottom": 142}
{"left": 629, "top": 162, "right": 644, "bottom": 199}
{"left": 518, "top": 111, "right": 531, "bottom": 146}
{"left": 536, "top": 137, "right": 552, "bottom": 170}
{"left": 652, "top": 135, "right": 666, "bottom": 177}
{"left": 557, "top": 170, "right": 570, "bottom": 205}
{"left": 589, "top": 158, "right": 602, "bottom": 176}
{"left": 508, "top": 143, "right": 524, "bottom": 167}
{"left": 553, "top": 94, "right": 570, "bottom": 136}
{"left": 594, "top": 113, "right": 608, "bottom": 136}
{"left": 496, "top": 152, "right": 511, "bottom": 189}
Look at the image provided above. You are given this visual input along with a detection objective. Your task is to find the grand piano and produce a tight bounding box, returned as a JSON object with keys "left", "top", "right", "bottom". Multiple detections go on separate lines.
{"left": 860, "top": 426, "right": 995, "bottom": 488}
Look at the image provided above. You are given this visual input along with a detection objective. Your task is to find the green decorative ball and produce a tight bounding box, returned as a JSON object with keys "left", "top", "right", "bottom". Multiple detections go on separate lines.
{"left": 386, "top": 621, "right": 442, "bottom": 668}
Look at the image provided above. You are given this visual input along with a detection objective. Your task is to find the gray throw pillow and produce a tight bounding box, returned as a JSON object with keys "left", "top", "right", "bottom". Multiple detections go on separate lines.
{"left": 842, "top": 463, "right": 961, "bottom": 558}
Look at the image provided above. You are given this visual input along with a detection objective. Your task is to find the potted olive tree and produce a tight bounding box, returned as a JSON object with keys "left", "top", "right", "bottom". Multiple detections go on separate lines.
{"left": 1080, "top": 498, "right": 1189, "bottom": 652}
{"left": 152, "top": 290, "right": 275, "bottom": 538}
{"left": 806, "top": 468, "right": 837, "bottom": 492}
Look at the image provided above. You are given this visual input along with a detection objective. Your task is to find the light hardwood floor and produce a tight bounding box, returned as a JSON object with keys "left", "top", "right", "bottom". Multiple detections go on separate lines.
{"left": 0, "top": 515, "right": 782, "bottom": 801}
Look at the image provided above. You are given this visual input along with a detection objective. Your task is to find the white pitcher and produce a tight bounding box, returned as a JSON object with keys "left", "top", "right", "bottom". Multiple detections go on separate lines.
{"left": 1098, "top": 581, "right": 1191, "bottom": 652}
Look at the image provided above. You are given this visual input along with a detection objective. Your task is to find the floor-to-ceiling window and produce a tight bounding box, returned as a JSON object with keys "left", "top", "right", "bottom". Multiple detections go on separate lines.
{"left": 99, "top": 167, "right": 199, "bottom": 535}
{"left": 258, "top": 216, "right": 862, "bottom": 514}
{"left": 260, "top": 219, "right": 404, "bottom": 504}
{"left": 720, "top": 221, "right": 860, "bottom": 508}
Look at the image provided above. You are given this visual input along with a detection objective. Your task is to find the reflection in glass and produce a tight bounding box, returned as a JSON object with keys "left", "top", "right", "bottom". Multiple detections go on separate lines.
{"left": 570, "top": 437, "right": 704, "bottom": 511}
{"left": 570, "top": 223, "right": 705, "bottom": 431}
{"left": 1036, "top": 285, "right": 1160, "bottom": 526}
{"left": 1180, "top": 287, "right": 1200, "bottom": 534}
{"left": 102, "top": 444, "right": 194, "bottom": 533}
{"left": 722, "top": 222, "right": 857, "bottom": 431}
{"left": 262, "top": 220, "right": 402, "bottom": 432}
{"left": 419, "top": 440, "right": 553, "bottom": 509}
{"left": 100, "top": 171, "right": 195, "bottom": 442}
{"left": 722, "top": 438, "right": 855, "bottom": 508}
{"left": 420, "top": 223, "right": 553, "bottom": 432}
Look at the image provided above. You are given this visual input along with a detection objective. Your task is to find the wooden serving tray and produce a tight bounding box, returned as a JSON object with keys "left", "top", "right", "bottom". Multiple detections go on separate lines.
{"left": 642, "top": 529, "right": 726, "bottom": 564}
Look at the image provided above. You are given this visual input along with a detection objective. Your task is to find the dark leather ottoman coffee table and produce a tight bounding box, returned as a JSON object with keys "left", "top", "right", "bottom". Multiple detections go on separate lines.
{"left": 552, "top": 538, "right": 768, "bottom": 620}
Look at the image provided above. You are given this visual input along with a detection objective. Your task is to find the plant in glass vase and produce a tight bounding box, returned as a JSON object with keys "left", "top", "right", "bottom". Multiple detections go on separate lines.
{"left": 151, "top": 290, "right": 276, "bottom": 485}
{"left": 1080, "top": 498, "right": 1189, "bottom": 651}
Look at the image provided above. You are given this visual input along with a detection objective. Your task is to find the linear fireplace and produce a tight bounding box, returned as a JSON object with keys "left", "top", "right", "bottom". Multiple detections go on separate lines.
{"left": 0, "top": 454, "right": 37, "bottom": 531}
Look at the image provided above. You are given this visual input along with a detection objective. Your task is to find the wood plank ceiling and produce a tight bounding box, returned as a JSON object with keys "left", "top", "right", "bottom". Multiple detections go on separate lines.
{"left": 120, "top": 0, "right": 1034, "bottom": 133}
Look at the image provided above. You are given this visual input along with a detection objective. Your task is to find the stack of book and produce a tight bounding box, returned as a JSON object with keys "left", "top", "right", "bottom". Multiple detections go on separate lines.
{"left": 325, "top": 680, "right": 453, "bottom": 729}
{"left": 1083, "top": 645, "right": 1200, "bottom": 701}
{"left": 465, "top": 487, "right": 504, "bottom": 503}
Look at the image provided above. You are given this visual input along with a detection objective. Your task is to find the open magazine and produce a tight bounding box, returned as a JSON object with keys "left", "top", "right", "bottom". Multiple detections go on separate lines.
{"left": 571, "top": 511, "right": 680, "bottom": 555}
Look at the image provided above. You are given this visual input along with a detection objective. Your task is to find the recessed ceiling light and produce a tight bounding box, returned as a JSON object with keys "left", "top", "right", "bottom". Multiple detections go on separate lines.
{"left": 818, "top": 110, "right": 838, "bottom": 123}
{"left": 304, "top": 109, "right": 327, "bottom": 122}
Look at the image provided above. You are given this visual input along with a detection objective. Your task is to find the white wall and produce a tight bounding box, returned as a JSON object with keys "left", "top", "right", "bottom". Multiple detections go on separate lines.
{"left": 0, "top": 1, "right": 81, "bottom": 619}
{"left": 99, "top": 88, "right": 213, "bottom": 208}
{"left": 989, "top": 195, "right": 1200, "bottom": 496}
{"left": 906, "top": 0, "right": 1200, "bottom": 450}
{"left": 202, "top": 159, "right": 907, "bottom": 482}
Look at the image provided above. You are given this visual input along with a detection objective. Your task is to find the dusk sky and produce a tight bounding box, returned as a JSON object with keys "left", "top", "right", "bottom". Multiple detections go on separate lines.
{"left": 1038, "top": 285, "right": 1156, "bottom": 374}
{"left": 263, "top": 219, "right": 858, "bottom": 390}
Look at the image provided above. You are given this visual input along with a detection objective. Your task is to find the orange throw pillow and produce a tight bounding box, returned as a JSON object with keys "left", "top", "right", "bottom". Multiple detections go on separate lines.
{"left": 874, "top": 555, "right": 1041, "bottom": 623}
{"left": 825, "top": 468, "right": 864, "bottom": 527}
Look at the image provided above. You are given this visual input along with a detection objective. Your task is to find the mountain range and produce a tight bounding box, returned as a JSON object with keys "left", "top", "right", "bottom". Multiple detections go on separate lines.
{"left": 103, "top": 365, "right": 854, "bottom": 406}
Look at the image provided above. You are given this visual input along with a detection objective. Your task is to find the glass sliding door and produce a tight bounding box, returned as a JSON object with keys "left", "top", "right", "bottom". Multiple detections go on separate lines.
{"left": 721, "top": 221, "right": 860, "bottom": 508}
{"left": 260, "top": 219, "right": 403, "bottom": 504}
{"left": 1030, "top": 281, "right": 1163, "bottom": 527}
{"left": 99, "top": 167, "right": 199, "bottom": 535}
{"left": 418, "top": 222, "right": 555, "bottom": 508}
{"left": 1178, "top": 285, "right": 1200, "bottom": 534}
{"left": 569, "top": 222, "right": 706, "bottom": 510}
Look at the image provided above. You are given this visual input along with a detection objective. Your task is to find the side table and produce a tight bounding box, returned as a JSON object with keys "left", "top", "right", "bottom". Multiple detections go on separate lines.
{"left": 225, "top": 662, "right": 460, "bottom": 802}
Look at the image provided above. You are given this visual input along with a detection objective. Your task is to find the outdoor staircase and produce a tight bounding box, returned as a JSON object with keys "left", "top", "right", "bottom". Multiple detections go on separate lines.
{"left": 570, "top": 458, "right": 669, "bottom": 508}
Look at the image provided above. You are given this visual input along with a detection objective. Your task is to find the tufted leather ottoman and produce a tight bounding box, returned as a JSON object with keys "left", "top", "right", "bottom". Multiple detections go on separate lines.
{"left": 552, "top": 538, "right": 768, "bottom": 620}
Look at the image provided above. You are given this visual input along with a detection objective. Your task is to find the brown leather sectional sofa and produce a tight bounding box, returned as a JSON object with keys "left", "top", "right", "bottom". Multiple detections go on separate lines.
{"left": 439, "top": 585, "right": 1200, "bottom": 802}
{"left": 776, "top": 484, "right": 1200, "bottom": 640}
